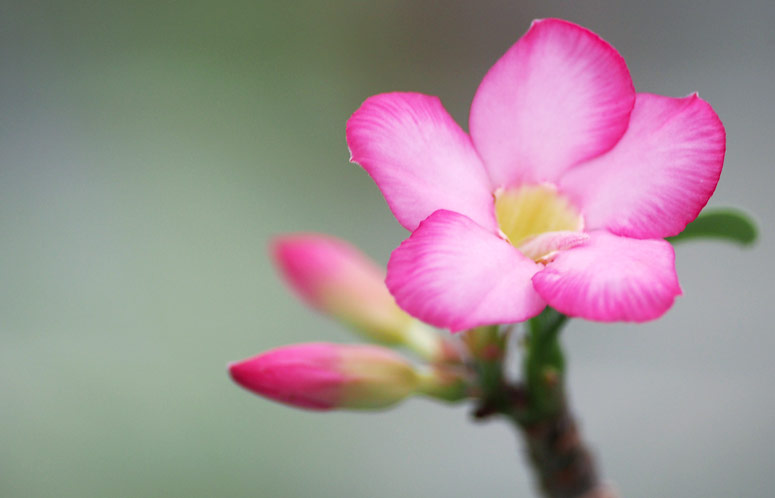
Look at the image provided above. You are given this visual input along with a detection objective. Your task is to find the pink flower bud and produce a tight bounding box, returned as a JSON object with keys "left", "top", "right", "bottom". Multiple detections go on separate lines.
{"left": 271, "top": 234, "right": 413, "bottom": 344}
{"left": 228, "top": 343, "right": 419, "bottom": 411}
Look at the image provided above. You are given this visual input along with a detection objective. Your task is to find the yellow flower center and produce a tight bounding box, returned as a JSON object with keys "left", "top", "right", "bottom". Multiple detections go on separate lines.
{"left": 494, "top": 185, "right": 584, "bottom": 259}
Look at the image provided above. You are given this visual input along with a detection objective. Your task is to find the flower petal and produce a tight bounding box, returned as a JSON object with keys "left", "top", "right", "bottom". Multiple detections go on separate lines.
{"left": 347, "top": 92, "right": 497, "bottom": 232}
{"left": 532, "top": 231, "right": 682, "bottom": 322}
{"left": 469, "top": 18, "right": 635, "bottom": 187}
{"left": 386, "top": 210, "right": 545, "bottom": 332}
{"left": 560, "top": 93, "right": 726, "bottom": 239}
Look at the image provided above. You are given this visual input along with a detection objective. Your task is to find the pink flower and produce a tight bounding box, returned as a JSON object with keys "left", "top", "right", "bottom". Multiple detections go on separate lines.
{"left": 229, "top": 343, "right": 419, "bottom": 411}
{"left": 346, "top": 19, "right": 725, "bottom": 331}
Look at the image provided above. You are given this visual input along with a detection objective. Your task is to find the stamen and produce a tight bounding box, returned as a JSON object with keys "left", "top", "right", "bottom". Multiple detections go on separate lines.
{"left": 518, "top": 231, "right": 589, "bottom": 263}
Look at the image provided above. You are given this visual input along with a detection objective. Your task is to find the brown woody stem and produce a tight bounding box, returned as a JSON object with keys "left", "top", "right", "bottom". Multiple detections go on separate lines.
{"left": 514, "top": 392, "right": 607, "bottom": 497}
{"left": 469, "top": 311, "right": 614, "bottom": 498}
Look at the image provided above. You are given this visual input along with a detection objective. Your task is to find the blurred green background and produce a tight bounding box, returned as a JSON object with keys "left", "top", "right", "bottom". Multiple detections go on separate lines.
{"left": 1, "top": 1, "right": 773, "bottom": 496}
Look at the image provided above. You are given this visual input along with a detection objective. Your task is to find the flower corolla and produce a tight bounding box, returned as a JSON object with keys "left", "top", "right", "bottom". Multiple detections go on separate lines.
{"left": 346, "top": 19, "right": 725, "bottom": 331}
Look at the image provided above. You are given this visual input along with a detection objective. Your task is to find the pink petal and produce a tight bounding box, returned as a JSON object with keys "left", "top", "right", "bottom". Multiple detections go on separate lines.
{"left": 469, "top": 18, "right": 635, "bottom": 187}
{"left": 532, "top": 231, "right": 682, "bottom": 322}
{"left": 347, "top": 92, "right": 497, "bottom": 232}
{"left": 386, "top": 210, "right": 545, "bottom": 332}
{"left": 560, "top": 93, "right": 726, "bottom": 239}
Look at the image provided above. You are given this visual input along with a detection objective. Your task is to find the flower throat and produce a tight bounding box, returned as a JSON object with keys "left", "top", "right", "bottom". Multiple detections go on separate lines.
{"left": 494, "top": 185, "right": 583, "bottom": 259}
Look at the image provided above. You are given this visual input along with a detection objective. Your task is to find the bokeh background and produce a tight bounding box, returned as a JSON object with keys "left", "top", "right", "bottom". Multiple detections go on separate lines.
{"left": 2, "top": 1, "right": 773, "bottom": 497}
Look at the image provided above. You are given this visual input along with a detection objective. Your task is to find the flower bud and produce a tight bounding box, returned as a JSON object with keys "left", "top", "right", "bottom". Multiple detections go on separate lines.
{"left": 271, "top": 234, "right": 439, "bottom": 350}
{"left": 229, "top": 343, "right": 419, "bottom": 411}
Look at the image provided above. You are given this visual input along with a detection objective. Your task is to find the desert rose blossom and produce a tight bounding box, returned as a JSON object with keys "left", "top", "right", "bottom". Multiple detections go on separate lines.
{"left": 229, "top": 343, "right": 466, "bottom": 410}
{"left": 271, "top": 234, "right": 449, "bottom": 360}
{"left": 346, "top": 18, "right": 725, "bottom": 331}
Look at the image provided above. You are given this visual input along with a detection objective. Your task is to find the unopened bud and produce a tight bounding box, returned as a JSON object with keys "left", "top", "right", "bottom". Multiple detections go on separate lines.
{"left": 271, "top": 234, "right": 448, "bottom": 360}
{"left": 229, "top": 343, "right": 419, "bottom": 411}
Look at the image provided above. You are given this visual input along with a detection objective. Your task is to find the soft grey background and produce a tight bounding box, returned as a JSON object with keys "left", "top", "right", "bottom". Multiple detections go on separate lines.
{"left": 1, "top": 1, "right": 772, "bottom": 497}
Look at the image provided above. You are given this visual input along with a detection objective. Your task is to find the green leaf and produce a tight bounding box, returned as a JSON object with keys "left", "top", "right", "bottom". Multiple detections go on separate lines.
{"left": 668, "top": 208, "right": 758, "bottom": 246}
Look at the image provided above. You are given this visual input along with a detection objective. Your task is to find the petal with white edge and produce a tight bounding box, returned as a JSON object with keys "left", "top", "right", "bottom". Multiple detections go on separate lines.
{"left": 347, "top": 92, "right": 497, "bottom": 232}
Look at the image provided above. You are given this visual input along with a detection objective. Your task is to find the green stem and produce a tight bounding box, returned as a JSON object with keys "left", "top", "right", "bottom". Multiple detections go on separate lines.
{"left": 524, "top": 309, "right": 567, "bottom": 422}
{"left": 471, "top": 309, "right": 609, "bottom": 498}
